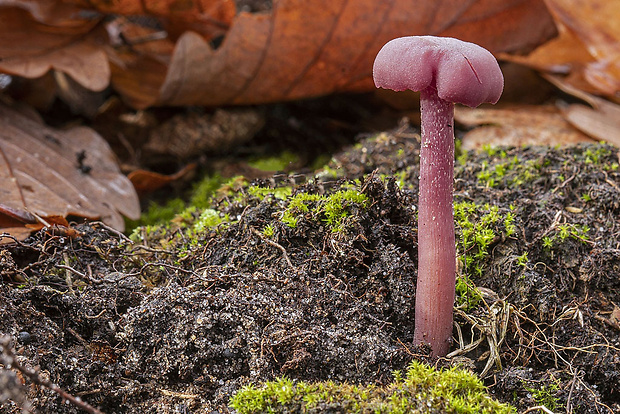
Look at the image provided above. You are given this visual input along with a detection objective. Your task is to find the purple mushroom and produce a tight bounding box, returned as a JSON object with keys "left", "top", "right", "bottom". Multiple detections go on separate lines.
{"left": 373, "top": 36, "right": 504, "bottom": 356}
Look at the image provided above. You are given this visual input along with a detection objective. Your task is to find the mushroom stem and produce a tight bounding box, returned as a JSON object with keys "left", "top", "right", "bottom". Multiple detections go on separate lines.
{"left": 414, "top": 85, "right": 457, "bottom": 357}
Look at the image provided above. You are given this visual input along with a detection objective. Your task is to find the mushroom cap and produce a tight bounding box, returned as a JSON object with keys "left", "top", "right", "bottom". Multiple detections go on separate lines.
{"left": 373, "top": 36, "right": 504, "bottom": 107}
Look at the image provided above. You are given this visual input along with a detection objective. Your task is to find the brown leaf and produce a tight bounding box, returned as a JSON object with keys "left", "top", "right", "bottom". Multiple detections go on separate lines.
{"left": 501, "top": 0, "right": 620, "bottom": 98}
{"left": 544, "top": 74, "right": 620, "bottom": 147}
{"left": 0, "top": 103, "right": 139, "bottom": 239}
{"left": 455, "top": 104, "right": 594, "bottom": 150}
{"left": 545, "top": 0, "right": 620, "bottom": 96}
{"left": 70, "top": 0, "right": 235, "bottom": 39}
{"left": 134, "top": 0, "right": 556, "bottom": 107}
{"left": 129, "top": 163, "right": 196, "bottom": 195}
{"left": 1, "top": 0, "right": 556, "bottom": 108}
{"left": 0, "top": 5, "right": 110, "bottom": 91}
{"left": 561, "top": 104, "right": 620, "bottom": 148}
{"left": 144, "top": 108, "right": 265, "bottom": 161}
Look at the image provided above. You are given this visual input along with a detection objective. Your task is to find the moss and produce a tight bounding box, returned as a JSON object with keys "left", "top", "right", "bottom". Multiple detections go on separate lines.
{"left": 192, "top": 208, "right": 227, "bottom": 233}
{"left": 523, "top": 379, "right": 561, "bottom": 411}
{"left": 262, "top": 224, "right": 275, "bottom": 238}
{"left": 249, "top": 185, "right": 293, "bottom": 201}
{"left": 476, "top": 155, "right": 543, "bottom": 188}
{"left": 126, "top": 198, "right": 187, "bottom": 230}
{"left": 229, "top": 361, "right": 516, "bottom": 413}
{"left": 248, "top": 151, "right": 299, "bottom": 171}
{"left": 281, "top": 189, "right": 368, "bottom": 232}
{"left": 454, "top": 202, "right": 517, "bottom": 309}
{"left": 542, "top": 223, "right": 591, "bottom": 254}
{"left": 125, "top": 174, "right": 227, "bottom": 231}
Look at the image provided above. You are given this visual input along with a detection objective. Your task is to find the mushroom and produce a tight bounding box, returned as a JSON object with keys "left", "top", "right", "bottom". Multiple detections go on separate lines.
{"left": 373, "top": 36, "right": 504, "bottom": 356}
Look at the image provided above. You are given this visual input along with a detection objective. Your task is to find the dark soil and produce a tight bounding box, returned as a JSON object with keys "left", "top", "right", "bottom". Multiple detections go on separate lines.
{"left": 1, "top": 125, "right": 620, "bottom": 413}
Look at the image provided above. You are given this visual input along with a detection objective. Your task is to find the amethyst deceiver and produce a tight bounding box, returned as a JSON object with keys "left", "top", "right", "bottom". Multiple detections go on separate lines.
{"left": 373, "top": 36, "right": 503, "bottom": 356}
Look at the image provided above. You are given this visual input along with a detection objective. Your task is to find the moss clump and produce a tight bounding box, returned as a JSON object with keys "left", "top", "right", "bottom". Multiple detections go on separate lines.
{"left": 126, "top": 174, "right": 227, "bottom": 231}
{"left": 454, "top": 202, "right": 517, "bottom": 310}
{"left": 248, "top": 151, "right": 299, "bottom": 171}
{"left": 523, "top": 379, "right": 562, "bottom": 411}
{"left": 476, "top": 155, "right": 543, "bottom": 188}
{"left": 248, "top": 185, "right": 293, "bottom": 201}
{"left": 229, "top": 361, "right": 515, "bottom": 413}
{"left": 281, "top": 189, "right": 368, "bottom": 232}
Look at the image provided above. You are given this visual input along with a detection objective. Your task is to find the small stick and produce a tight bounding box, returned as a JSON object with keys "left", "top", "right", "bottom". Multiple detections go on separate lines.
{"left": 251, "top": 228, "right": 294, "bottom": 269}
{"left": 0, "top": 336, "right": 105, "bottom": 414}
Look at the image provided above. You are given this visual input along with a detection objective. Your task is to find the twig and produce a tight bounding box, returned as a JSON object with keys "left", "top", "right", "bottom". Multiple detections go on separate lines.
{"left": 522, "top": 406, "right": 556, "bottom": 414}
{"left": 251, "top": 228, "right": 294, "bottom": 270}
{"left": 0, "top": 335, "right": 105, "bottom": 414}
{"left": 90, "top": 221, "right": 133, "bottom": 244}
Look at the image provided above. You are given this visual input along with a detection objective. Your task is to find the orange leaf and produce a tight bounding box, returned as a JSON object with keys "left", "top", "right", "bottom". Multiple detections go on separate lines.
{"left": 127, "top": 0, "right": 557, "bottom": 108}
{"left": 0, "top": 0, "right": 556, "bottom": 108}
{"left": 502, "top": 0, "right": 620, "bottom": 98}
{"left": 543, "top": 74, "right": 620, "bottom": 147}
{"left": 0, "top": 6, "right": 110, "bottom": 91}
{"left": 129, "top": 163, "right": 196, "bottom": 195}
{"left": 545, "top": 0, "right": 620, "bottom": 95}
{"left": 70, "top": 0, "right": 235, "bottom": 39}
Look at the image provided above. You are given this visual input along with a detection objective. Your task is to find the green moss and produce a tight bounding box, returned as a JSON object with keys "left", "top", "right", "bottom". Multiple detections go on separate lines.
{"left": 230, "top": 361, "right": 515, "bottom": 413}
{"left": 516, "top": 252, "right": 529, "bottom": 268}
{"left": 454, "top": 202, "right": 517, "bottom": 309}
{"left": 476, "top": 154, "right": 543, "bottom": 188}
{"left": 249, "top": 185, "right": 293, "bottom": 201}
{"left": 281, "top": 189, "right": 368, "bottom": 232}
{"left": 188, "top": 174, "right": 227, "bottom": 209}
{"left": 192, "top": 208, "right": 227, "bottom": 233}
{"left": 523, "top": 379, "right": 561, "bottom": 411}
{"left": 125, "top": 174, "right": 227, "bottom": 231}
{"left": 543, "top": 222, "right": 591, "bottom": 250}
{"left": 262, "top": 224, "right": 275, "bottom": 238}
{"left": 126, "top": 198, "right": 186, "bottom": 230}
{"left": 248, "top": 151, "right": 299, "bottom": 171}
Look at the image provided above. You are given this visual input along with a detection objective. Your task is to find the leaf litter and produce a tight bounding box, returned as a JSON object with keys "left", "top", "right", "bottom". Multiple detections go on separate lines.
{"left": 0, "top": 103, "right": 140, "bottom": 241}
{"left": 1, "top": 126, "right": 619, "bottom": 413}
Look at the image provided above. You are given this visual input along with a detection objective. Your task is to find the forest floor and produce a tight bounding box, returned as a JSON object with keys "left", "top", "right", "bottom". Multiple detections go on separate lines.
{"left": 1, "top": 96, "right": 620, "bottom": 413}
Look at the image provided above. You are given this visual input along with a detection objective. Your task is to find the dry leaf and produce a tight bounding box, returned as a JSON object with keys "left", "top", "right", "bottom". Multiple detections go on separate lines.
{"left": 150, "top": 0, "right": 555, "bottom": 107}
{"left": 70, "top": 0, "right": 236, "bottom": 39}
{"left": 1, "top": 0, "right": 556, "bottom": 108}
{"left": 0, "top": 103, "right": 139, "bottom": 239}
{"left": 129, "top": 163, "right": 196, "bottom": 195}
{"left": 455, "top": 105, "right": 594, "bottom": 150}
{"left": 544, "top": 74, "right": 620, "bottom": 147}
{"left": 0, "top": 5, "right": 110, "bottom": 91}
{"left": 144, "top": 108, "right": 265, "bottom": 161}
{"left": 501, "top": 0, "right": 620, "bottom": 98}
{"left": 561, "top": 104, "right": 620, "bottom": 148}
{"left": 545, "top": 0, "right": 620, "bottom": 96}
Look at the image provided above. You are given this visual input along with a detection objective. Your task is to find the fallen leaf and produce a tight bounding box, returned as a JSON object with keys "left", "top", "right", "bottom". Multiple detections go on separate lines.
{"left": 70, "top": 0, "right": 236, "bottom": 39}
{"left": 560, "top": 104, "right": 620, "bottom": 148}
{"left": 0, "top": 102, "right": 140, "bottom": 239}
{"left": 501, "top": 0, "right": 620, "bottom": 98}
{"left": 151, "top": 0, "right": 556, "bottom": 107}
{"left": 129, "top": 163, "right": 197, "bottom": 195}
{"left": 144, "top": 108, "right": 265, "bottom": 161}
{"left": 544, "top": 75, "right": 620, "bottom": 147}
{"left": 0, "top": 5, "right": 110, "bottom": 91}
{"left": 545, "top": 0, "right": 620, "bottom": 96}
{"left": 1, "top": 0, "right": 556, "bottom": 108}
{"left": 455, "top": 104, "right": 594, "bottom": 150}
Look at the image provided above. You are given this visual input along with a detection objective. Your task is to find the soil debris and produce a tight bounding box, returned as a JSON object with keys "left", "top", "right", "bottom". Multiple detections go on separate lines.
{"left": 1, "top": 129, "right": 619, "bottom": 413}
